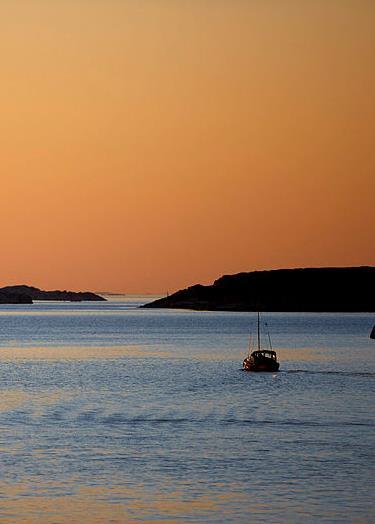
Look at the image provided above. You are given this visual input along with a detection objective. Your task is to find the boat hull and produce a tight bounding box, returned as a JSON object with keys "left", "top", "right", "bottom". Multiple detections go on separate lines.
{"left": 243, "top": 356, "right": 279, "bottom": 372}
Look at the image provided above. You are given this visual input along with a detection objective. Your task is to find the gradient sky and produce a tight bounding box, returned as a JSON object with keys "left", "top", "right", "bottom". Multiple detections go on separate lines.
{"left": 1, "top": 0, "right": 374, "bottom": 293}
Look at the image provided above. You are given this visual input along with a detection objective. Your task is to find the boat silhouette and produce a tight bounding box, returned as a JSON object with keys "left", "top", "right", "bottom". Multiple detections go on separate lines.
{"left": 243, "top": 312, "right": 280, "bottom": 372}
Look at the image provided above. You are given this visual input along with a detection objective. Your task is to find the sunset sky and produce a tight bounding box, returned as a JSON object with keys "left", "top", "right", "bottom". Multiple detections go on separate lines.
{"left": 1, "top": 0, "right": 374, "bottom": 293}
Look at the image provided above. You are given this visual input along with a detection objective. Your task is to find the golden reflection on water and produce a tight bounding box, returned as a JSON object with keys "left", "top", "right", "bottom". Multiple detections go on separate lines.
{"left": 0, "top": 345, "right": 170, "bottom": 361}
{"left": 0, "top": 390, "right": 29, "bottom": 412}
{"left": 0, "top": 389, "right": 82, "bottom": 415}
{"left": 277, "top": 347, "right": 332, "bottom": 361}
{"left": 0, "top": 344, "right": 331, "bottom": 363}
{"left": 0, "top": 483, "right": 248, "bottom": 524}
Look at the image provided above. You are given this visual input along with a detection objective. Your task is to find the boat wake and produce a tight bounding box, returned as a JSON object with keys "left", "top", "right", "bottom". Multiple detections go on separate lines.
{"left": 240, "top": 369, "right": 375, "bottom": 377}
{"left": 281, "top": 369, "right": 375, "bottom": 377}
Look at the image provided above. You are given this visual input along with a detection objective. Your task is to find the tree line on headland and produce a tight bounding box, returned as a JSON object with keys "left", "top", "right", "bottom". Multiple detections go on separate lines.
{"left": 142, "top": 267, "right": 375, "bottom": 312}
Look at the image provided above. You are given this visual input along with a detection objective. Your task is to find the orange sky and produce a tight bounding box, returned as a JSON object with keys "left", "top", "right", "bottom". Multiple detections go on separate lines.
{"left": 1, "top": 1, "right": 374, "bottom": 293}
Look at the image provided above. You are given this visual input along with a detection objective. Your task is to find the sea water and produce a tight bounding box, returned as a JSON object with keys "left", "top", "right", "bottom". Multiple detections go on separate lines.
{"left": 0, "top": 297, "right": 374, "bottom": 523}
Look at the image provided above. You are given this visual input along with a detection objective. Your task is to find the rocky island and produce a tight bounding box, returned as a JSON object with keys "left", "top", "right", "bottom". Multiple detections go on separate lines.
{"left": 142, "top": 266, "right": 375, "bottom": 312}
{"left": 0, "top": 285, "right": 106, "bottom": 304}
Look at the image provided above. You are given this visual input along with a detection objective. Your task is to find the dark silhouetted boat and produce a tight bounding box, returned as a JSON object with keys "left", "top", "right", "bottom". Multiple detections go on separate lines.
{"left": 243, "top": 312, "right": 280, "bottom": 372}
{"left": 371, "top": 324, "right": 375, "bottom": 339}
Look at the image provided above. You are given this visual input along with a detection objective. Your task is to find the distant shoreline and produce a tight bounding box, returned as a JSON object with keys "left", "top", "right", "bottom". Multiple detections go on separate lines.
{"left": 142, "top": 266, "right": 375, "bottom": 312}
{"left": 0, "top": 285, "right": 106, "bottom": 304}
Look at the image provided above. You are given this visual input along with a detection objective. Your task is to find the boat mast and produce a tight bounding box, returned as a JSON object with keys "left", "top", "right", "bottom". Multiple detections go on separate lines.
{"left": 257, "top": 311, "right": 260, "bottom": 350}
{"left": 248, "top": 335, "right": 252, "bottom": 358}
{"left": 265, "top": 322, "right": 273, "bottom": 350}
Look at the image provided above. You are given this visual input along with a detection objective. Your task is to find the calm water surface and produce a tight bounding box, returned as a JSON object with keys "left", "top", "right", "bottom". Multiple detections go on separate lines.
{"left": 0, "top": 297, "right": 374, "bottom": 523}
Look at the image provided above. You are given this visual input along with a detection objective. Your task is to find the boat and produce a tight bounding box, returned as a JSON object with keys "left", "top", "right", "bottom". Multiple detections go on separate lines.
{"left": 243, "top": 312, "right": 280, "bottom": 372}
{"left": 371, "top": 324, "right": 375, "bottom": 339}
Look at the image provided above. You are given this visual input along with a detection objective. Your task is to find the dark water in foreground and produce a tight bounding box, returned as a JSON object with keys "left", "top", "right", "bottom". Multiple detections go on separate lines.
{"left": 0, "top": 297, "right": 374, "bottom": 523}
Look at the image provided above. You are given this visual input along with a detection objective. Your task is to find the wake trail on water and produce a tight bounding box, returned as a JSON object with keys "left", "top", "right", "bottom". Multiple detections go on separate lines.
{"left": 240, "top": 369, "right": 375, "bottom": 377}
{"left": 282, "top": 369, "right": 375, "bottom": 377}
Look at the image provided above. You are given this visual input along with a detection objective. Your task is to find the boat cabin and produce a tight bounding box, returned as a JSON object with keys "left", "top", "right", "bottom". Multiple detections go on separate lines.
{"left": 251, "top": 350, "right": 278, "bottom": 360}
